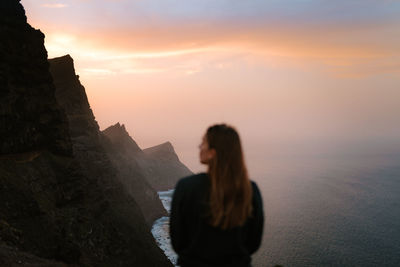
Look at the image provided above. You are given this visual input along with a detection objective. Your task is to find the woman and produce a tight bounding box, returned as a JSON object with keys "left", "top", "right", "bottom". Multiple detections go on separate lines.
{"left": 170, "top": 123, "right": 264, "bottom": 267}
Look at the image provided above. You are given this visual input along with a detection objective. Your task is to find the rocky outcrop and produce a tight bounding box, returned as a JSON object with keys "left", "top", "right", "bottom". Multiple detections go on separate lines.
{"left": 144, "top": 141, "right": 182, "bottom": 161}
{"left": 0, "top": 151, "right": 171, "bottom": 266}
{"left": 0, "top": 241, "right": 69, "bottom": 267}
{"left": 142, "top": 142, "right": 193, "bottom": 191}
{"left": 49, "top": 55, "right": 100, "bottom": 148}
{"left": 102, "top": 123, "right": 142, "bottom": 154}
{"left": 103, "top": 124, "right": 193, "bottom": 191}
{"left": 101, "top": 123, "right": 167, "bottom": 225}
{"left": 0, "top": 0, "right": 72, "bottom": 156}
{"left": 0, "top": 1, "right": 172, "bottom": 266}
{"left": 49, "top": 56, "right": 167, "bottom": 226}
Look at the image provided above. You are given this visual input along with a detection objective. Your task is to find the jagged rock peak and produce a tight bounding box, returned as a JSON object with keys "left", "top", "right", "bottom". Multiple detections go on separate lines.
{"left": 49, "top": 54, "right": 100, "bottom": 140}
{"left": 102, "top": 123, "right": 142, "bottom": 153}
{"left": 103, "top": 122, "right": 129, "bottom": 136}
{"left": 50, "top": 54, "right": 73, "bottom": 61}
{"left": 48, "top": 54, "right": 76, "bottom": 80}
{"left": 0, "top": 0, "right": 72, "bottom": 155}
{"left": 0, "top": 0, "right": 27, "bottom": 24}
{"left": 144, "top": 141, "right": 176, "bottom": 155}
{"left": 142, "top": 141, "right": 193, "bottom": 191}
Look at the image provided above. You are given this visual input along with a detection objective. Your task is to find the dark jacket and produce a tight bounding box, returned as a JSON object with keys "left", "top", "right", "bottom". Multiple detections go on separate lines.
{"left": 170, "top": 173, "right": 264, "bottom": 267}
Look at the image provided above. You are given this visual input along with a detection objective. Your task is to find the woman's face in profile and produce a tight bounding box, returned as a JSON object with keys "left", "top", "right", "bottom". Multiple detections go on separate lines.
{"left": 199, "top": 135, "right": 215, "bottom": 165}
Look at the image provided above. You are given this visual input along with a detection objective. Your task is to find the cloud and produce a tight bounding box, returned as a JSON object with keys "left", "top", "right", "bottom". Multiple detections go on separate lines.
{"left": 123, "top": 68, "right": 167, "bottom": 74}
{"left": 25, "top": 0, "right": 400, "bottom": 77}
{"left": 41, "top": 3, "right": 68, "bottom": 8}
{"left": 81, "top": 68, "right": 115, "bottom": 75}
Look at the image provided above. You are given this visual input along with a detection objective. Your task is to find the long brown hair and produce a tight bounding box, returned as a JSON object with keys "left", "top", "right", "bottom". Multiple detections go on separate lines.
{"left": 206, "top": 124, "right": 252, "bottom": 230}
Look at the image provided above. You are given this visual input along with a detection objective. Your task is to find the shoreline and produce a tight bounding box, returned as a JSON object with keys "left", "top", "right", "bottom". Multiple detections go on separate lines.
{"left": 151, "top": 189, "right": 178, "bottom": 266}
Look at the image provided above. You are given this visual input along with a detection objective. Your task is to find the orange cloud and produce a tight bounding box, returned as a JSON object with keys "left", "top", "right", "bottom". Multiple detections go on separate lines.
{"left": 39, "top": 19, "right": 399, "bottom": 78}
{"left": 41, "top": 3, "right": 68, "bottom": 8}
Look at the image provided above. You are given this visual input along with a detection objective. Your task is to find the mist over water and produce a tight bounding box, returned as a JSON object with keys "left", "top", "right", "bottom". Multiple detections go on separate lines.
{"left": 250, "top": 153, "right": 400, "bottom": 266}
{"left": 154, "top": 148, "right": 400, "bottom": 267}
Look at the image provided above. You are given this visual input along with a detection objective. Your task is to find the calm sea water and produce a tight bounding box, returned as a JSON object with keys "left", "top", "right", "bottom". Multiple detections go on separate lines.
{"left": 152, "top": 154, "right": 400, "bottom": 267}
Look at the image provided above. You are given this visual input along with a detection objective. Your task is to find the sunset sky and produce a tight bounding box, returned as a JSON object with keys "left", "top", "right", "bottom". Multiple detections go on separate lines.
{"left": 21, "top": 0, "right": 400, "bottom": 175}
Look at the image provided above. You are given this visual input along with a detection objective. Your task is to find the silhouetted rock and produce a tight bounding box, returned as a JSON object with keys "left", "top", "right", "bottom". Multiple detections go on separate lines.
{"left": 0, "top": 241, "right": 69, "bottom": 267}
{"left": 103, "top": 124, "right": 193, "bottom": 191}
{"left": 144, "top": 141, "right": 180, "bottom": 161}
{"left": 0, "top": 1, "right": 172, "bottom": 266}
{"left": 102, "top": 122, "right": 142, "bottom": 154}
{"left": 0, "top": 0, "right": 72, "bottom": 156}
{"left": 49, "top": 55, "right": 100, "bottom": 146}
{"left": 101, "top": 123, "right": 167, "bottom": 225}
{"left": 49, "top": 57, "right": 166, "bottom": 226}
{"left": 142, "top": 141, "right": 193, "bottom": 191}
{"left": 0, "top": 151, "right": 171, "bottom": 266}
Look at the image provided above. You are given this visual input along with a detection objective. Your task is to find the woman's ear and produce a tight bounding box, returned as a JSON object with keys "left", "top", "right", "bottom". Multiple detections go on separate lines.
{"left": 209, "top": 148, "right": 217, "bottom": 160}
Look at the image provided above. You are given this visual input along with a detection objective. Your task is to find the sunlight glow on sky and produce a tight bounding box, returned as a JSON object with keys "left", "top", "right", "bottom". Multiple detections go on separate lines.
{"left": 21, "top": 0, "right": 400, "bottom": 174}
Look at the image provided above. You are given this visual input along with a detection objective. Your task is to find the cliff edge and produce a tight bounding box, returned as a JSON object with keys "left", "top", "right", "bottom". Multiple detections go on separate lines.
{"left": 49, "top": 56, "right": 167, "bottom": 226}
{"left": 103, "top": 124, "right": 193, "bottom": 191}
{"left": 0, "top": 1, "right": 172, "bottom": 265}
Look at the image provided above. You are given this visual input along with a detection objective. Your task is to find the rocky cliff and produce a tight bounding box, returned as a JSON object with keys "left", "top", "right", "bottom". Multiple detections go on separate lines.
{"left": 103, "top": 124, "right": 193, "bottom": 191}
{"left": 49, "top": 55, "right": 100, "bottom": 147}
{"left": 0, "top": 0, "right": 172, "bottom": 266}
{"left": 142, "top": 142, "right": 193, "bottom": 191}
{"left": 102, "top": 123, "right": 142, "bottom": 154}
{"left": 0, "top": 0, "right": 72, "bottom": 156}
{"left": 49, "top": 56, "right": 167, "bottom": 226}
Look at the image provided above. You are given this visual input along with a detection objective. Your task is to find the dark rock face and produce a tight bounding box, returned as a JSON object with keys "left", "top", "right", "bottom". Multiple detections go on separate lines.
{"left": 0, "top": 1, "right": 172, "bottom": 266}
{"left": 142, "top": 142, "right": 193, "bottom": 191}
{"left": 49, "top": 56, "right": 167, "bottom": 226}
{"left": 102, "top": 123, "right": 142, "bottom": 154}
{"left": 0, "top": 152, "right": 171, "bottom": 266}
{"left": 0, "top": 0, "right": 72, "bottom": 156}
{"left": 49, "top": 55, "right": 100, "bottom": 145}
{"left": 144, "top": 141, "right": 181, "bottom": 161}
{"left": 103, "top": 124, "right": 193, "bottom": 192}
{"left": 0, "top": 241, "right": 69, "bottom": 267}
{"left": 101, "top": 123, "right": 167, "bottom": 225}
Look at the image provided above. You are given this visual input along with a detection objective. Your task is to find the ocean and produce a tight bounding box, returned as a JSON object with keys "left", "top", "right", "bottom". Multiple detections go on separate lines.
{"left": 152, "top": 154, "right": 400, "bottom": 267}
{"left": 151, "top": 189, "right": 177, "bottom": 265}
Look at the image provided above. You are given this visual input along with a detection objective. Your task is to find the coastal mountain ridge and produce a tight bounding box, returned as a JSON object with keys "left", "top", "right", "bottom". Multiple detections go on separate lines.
{"left": 49, "top": 55, "right": 168, "bottom": 227}
{"left": 103, "top": 123, "right": 193, "bottom": 191}
{"left": 0, "top": 0, "right": 72, "bottom": 156}
{"left": 0, "top": 0, "right": 180, "bottom": 265}
{"left": 49, "top": 54, "right": 100, "bottom": 148}
{"left": 102, "top": 122, "right": 142, "bottom": 154}
{"left": 144, "top": 141, "right": 178, "bottom": 159}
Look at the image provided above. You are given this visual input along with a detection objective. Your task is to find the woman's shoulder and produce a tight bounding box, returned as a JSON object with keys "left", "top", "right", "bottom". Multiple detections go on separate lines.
{"left": 175, "top": 172, "right": 208, "bottom": 189}
{"left": 249, "top": 180, "right": 260, "bottom": 190}
{"left": 173, "top": 173, "right": 209, "bottom": 202}
{"left": 250, "top": 180, "right": 262, "bottom": 200}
